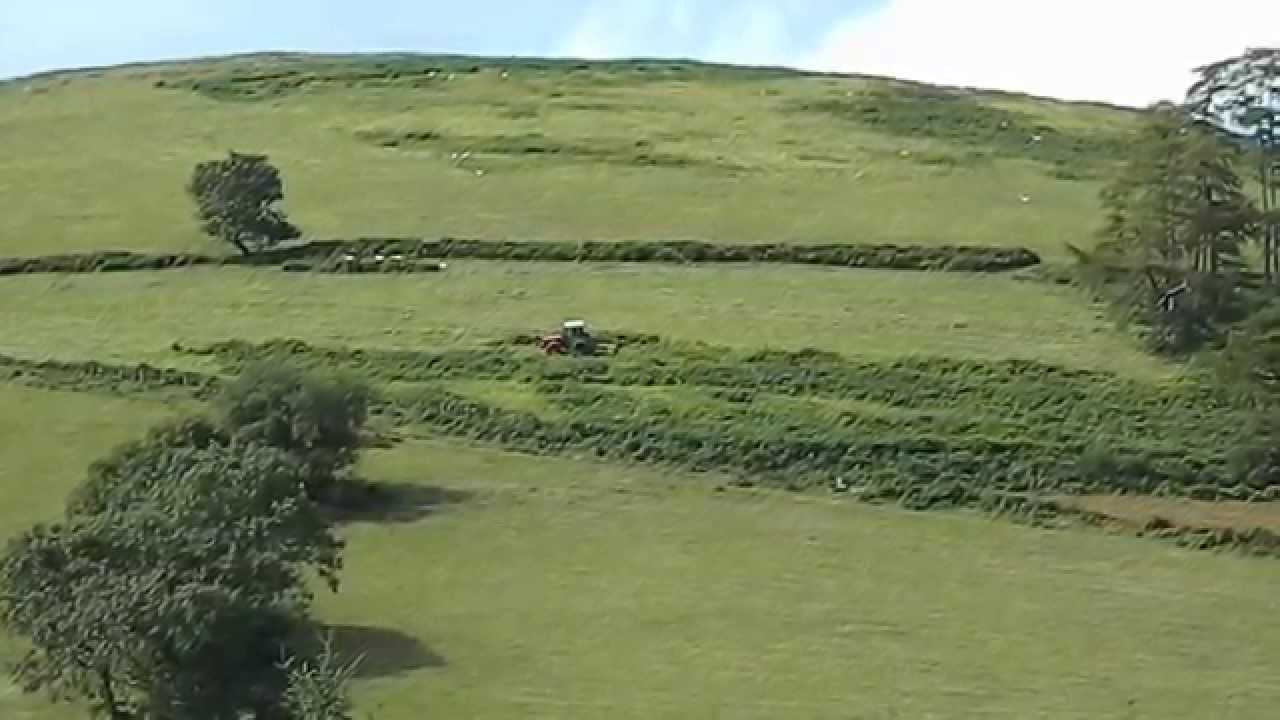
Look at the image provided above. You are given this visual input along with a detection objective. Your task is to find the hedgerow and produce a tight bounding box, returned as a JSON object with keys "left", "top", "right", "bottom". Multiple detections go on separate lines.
{"left": 174, "top": 336, "right": 1260, "bottom": 503}
{"left": 6, "top": 337, "right": 1274, "bottom": 555}
{"left": 0, "top": 238, "right": 1040, "bottom": 278}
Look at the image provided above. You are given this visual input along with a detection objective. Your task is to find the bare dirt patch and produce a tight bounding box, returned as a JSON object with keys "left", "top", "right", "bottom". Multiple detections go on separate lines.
{"left": 1057, "top": 495, "right": 1280, "bottom": 532}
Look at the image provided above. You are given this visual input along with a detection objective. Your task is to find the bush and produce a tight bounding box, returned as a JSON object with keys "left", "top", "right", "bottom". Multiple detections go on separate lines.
{"left": 69, "top": 416, "right": 231, "bottom": 516}
{"left": 218, "top": 359, "right": 372, "bottom": 503}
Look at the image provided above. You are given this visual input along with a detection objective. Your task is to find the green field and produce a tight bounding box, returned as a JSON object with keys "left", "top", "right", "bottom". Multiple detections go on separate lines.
{"left": 0, "top": 55, "right": 1134, "bottom": 259}
{"left": 3, "top": 385, "right": 1279, "bottom": 720}
{"left": 0, "top": 263, "right": 1166, "bottom": 377}
{"left": 3, "top": 54, "right": 1274, "bottom": 719}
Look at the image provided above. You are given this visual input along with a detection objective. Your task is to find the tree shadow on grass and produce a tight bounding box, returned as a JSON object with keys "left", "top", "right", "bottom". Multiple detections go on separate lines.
{"left": 318, "top": 624, "right": 447, "bottom": 679}
{"left": 331, "top": 480, "right": 475, "bottom": 525}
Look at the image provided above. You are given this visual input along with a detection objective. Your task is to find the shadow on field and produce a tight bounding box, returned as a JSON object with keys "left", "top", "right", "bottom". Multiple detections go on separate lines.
{"left": 335, "top": 481, "right": 475, "bottom": 525}
{"left": 323, "top": 624, "right": 447, "bottom": 678}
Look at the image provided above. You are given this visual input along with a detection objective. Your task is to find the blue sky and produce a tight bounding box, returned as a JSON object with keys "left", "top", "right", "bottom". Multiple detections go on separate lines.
{"left": 3, "top": 1, "right": 1279, "bottom": 105}
{"left": 1, "top": 1, "right": 869, "bottom": 78}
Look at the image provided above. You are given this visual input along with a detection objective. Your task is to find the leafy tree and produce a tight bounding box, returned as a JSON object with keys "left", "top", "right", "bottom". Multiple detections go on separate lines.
{"left": 280, "top": 636, "right": 361, "bottom": 720}
{"left": 188, "top": 152, "right": 301, "bottom": 255}
{"left": 0, "top": 443, "right": 342, "bottom": 719}
{"left": 1189, "top": 48, "right": 1280, "bottom": 281}
{"left": 1219, "top": 301, "right": 1280, "bottom": 399}
{"left": 218, "top": 359, "right": 372, "bottom": 503}
{"left": 1077, "top": 104, "right": 1258, "bottom": 351}
{"left": 68, "top": 416, "right": 230, "bottom": 517}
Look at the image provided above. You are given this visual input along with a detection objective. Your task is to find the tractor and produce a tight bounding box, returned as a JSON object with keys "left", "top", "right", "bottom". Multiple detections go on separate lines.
{"left": 537, "top": 320, "right": 601, "bottom": 356}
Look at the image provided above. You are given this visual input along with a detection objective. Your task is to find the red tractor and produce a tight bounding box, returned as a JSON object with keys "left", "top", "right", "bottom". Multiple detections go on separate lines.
{"left": 537, "top": 320, "right": 600, "bottom": 356}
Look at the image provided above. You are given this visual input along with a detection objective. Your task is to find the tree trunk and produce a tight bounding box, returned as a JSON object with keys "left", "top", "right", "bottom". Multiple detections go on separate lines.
{"left": 99, "top": 667, "right": 128, "bottom": 720}
{"left": 1262, "top": 151, "right": 1275, "bottom": 283}
{"left": 1264, "top": 154, "right": 1274, "bottom": 280}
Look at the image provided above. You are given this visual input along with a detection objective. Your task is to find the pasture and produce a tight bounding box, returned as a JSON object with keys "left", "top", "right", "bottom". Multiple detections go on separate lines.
{"left": 2, "top": 385, "right": 1279, "bottom": 719}
{"left": 0, "top": 263, "right": 1167, "bottom": 377}
{"left": 0, "top": 55, "right": 1133, "bottom": 259}
{"left": 3, "top": 54, "right": 1273, "bottom": 720}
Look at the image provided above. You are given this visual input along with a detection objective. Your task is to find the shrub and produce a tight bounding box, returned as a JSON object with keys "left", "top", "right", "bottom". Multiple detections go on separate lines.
{"left": 218, "top": 359, "right": 372, "bottom": 503}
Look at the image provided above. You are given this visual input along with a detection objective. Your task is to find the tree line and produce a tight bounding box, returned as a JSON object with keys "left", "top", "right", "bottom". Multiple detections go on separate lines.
{"left": 0, "top": 360, "right": 371, "bottom": 719}
{"left": 1076, "top": 47, "right": 1280, "bottom": 356}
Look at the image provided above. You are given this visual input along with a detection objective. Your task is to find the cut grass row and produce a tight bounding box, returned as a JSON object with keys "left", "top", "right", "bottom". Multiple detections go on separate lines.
{"left": 2, "top": 383, "right": 1279, "bottom": 719}
{"left": 0, "top": 237, "right": 1042, "bottom": 275}
{"left": 0, "top": 325, "right": 1254, "bottom": 508}
{"left": 0, "top": 264, "right": 1167, "bottom": 377}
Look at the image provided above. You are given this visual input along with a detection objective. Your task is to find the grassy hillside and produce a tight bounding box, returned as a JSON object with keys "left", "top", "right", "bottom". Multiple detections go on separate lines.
{"left": 3, "top": 385, "right": 1279, "bottom": 720}
{"left": 0, "top": 54, "right": 1137, "bottom": 258}
{"left": 0, "top": 263, "right": 1164, "bottom": 376}
{"left": 8, "top": 53, "right": 1274, "bottom": 720}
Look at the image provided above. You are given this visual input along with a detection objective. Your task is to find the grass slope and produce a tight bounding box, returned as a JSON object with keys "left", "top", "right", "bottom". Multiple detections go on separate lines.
{"left": 2, "top": 385, "right": 1279, "bottom": 719}
{"left": 0, "top": 264, "right": 1165, "bottom": 377}
{"left": 0, "top": 54, "right": 1136, "bottom": 258}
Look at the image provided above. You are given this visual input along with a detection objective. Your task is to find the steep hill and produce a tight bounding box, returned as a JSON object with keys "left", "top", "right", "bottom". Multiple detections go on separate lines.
{"left": 12, "top": 55, "right": 1276, "bottom": 720}
{"left": 0, "top": 53, "right": 1139, "bottom": 258}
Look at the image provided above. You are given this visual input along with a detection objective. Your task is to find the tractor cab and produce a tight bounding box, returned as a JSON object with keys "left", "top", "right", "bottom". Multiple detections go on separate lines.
{"left": 537, "top": 319, "right": 598, "bottom": 356}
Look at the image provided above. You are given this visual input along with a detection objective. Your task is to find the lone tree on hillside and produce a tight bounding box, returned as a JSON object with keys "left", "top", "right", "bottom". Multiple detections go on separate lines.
{"left": 188, "top": 151, "right": 301, "bottom": 255}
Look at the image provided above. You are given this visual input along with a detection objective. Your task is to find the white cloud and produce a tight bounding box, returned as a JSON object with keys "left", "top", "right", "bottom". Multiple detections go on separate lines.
{"left": 803, "top": 0, "right": 1280, "bottom": 107}
{"left": 560, "top": 1, "right": 690, "bottom": 58}
{"left": 559, "top": 0, "right": 792, "bottom": 63}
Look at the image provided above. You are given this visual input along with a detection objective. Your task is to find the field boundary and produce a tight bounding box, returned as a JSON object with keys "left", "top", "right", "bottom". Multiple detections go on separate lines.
{"left": 4, "top": 346, "right": 1279, "bottom": 558}
{"left": 0, "top": 237, "right": 1041, "bottom": 277}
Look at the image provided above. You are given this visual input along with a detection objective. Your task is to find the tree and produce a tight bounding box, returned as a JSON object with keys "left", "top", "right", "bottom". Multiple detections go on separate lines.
{"left": 68, "top": 416, "right": 230, "bottom": 517}
{"left": 218, "top": 359, "right": 372, "bottom": 503}
{"left": 1078, "top": 104, "right": 1258, "bottom": 351}
{"left": 0, "top": 442, "right": 343, "bottom": 719}
{"left": 1219, "top": 301, "right": 1280, "bottom": 400}
{"left": 188, "top": 152, "right": 301, "bottom": 255}
{"left": 279, "top": 636, "right": 361, "bottom": 720}
{"left": 1188, "top": 48, "right": 1280, "bottom": 281}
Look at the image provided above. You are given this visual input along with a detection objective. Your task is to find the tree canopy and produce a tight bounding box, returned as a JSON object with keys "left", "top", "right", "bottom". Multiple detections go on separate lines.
{"left": 188, "top": 152, "right": 301, "bottom": 256}
{"left": 218, "top": 359, "right": 372, "bottom": 503}
{"left": 1188, "top": 48, "right": 1280, "bottom": 281}
{"left": 0, "top": 439, "right": 344, "bottom": 719}
{"left": 1080, "top": 105, "right": 1258, "bottom": 351}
